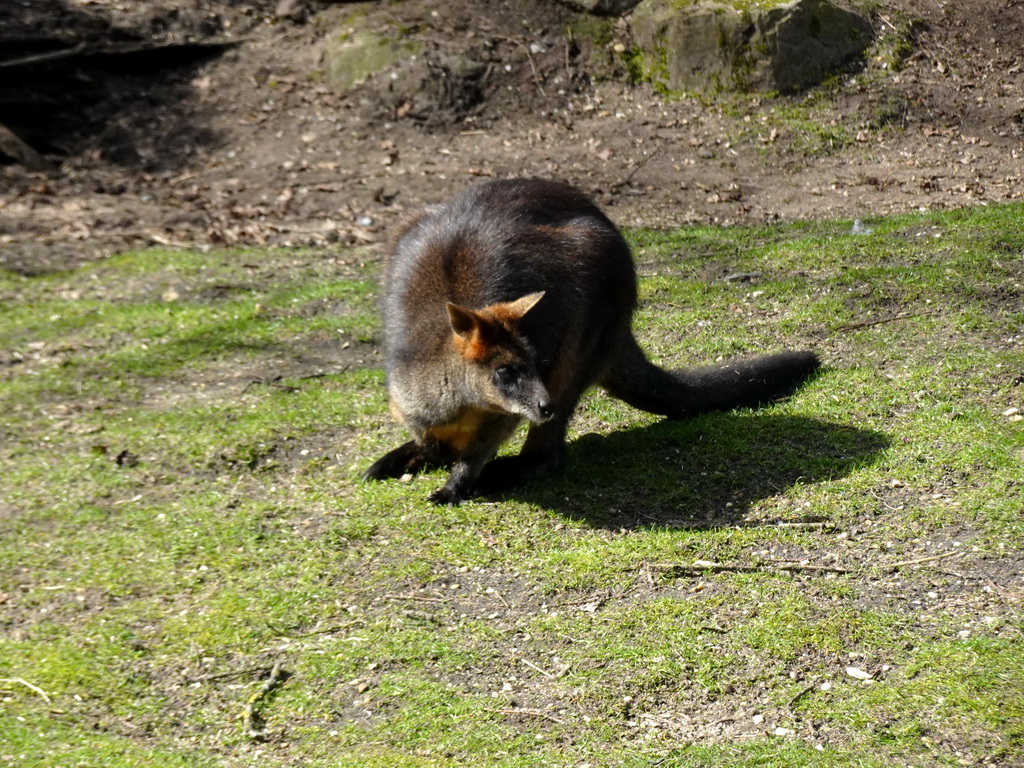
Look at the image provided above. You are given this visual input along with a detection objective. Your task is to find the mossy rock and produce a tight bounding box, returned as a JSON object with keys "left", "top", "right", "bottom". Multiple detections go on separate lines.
{"left": 630, "top": 0, "right": 873, "bottom": 94}
{"left": 321, "top": 29, "right": 420, "bottom": 92}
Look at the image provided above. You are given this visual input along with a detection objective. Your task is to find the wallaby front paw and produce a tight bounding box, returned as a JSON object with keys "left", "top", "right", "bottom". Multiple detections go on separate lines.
{"left": 428, "top": 486, "right": 465, "bottom": 506}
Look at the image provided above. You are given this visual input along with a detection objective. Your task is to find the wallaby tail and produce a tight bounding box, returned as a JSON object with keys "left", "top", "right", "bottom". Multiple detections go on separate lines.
{"left": 601, "top": 336, "right": 820, "bottom": 419}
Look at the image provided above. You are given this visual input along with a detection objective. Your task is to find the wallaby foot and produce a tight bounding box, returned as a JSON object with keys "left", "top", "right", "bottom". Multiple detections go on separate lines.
{"left": 363, "top": 441, "right": 434, "bottom": 481}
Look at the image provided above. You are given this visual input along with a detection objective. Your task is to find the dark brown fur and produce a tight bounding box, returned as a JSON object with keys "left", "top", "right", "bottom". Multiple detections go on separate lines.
{"left": 364, "top": 178, "right": 820, "bottom": 504}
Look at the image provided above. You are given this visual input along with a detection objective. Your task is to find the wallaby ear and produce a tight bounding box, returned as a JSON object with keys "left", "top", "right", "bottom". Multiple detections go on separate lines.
{"left": 446, "top": 302, "right": 481, "bottom": 339}
{"left": 448, "top": 302, "right": 493, "bottom": 360}
{"left": 504, "top": 291, "right": 545, "bottom": 320}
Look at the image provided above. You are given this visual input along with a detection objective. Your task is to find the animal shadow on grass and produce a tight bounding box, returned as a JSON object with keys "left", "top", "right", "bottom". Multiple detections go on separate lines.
{"left": 494, "top": 413, "right": 889, "bottom": 529}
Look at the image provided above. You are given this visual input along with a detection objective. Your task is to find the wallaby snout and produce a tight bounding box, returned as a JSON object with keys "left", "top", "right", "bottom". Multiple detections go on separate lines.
{"left": 526, "top": 389, "right": 555, "bottom": 424}
{"left": 537, "top": 398, "right": 555, "bottom": 421}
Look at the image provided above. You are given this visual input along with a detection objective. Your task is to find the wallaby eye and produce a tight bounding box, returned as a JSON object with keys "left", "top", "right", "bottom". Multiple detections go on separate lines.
{"left": 493, "top": 366, "right": 519, "bottom": 387}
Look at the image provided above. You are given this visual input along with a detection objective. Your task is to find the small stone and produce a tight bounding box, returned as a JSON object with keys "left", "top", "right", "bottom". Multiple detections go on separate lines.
{"left": 846, "top": 666, "right": 872, "bottom": 680}
{"left": 275, "top": 0, "right": 309, "bottom": 23}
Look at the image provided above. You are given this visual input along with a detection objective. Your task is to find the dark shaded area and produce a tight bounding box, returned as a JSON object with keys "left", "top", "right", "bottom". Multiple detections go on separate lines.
{"left": 0, "top": 0, "right": 233, "bottom": 169}
{"left": 492, "top": 412, "right": 889, "bottom": 528}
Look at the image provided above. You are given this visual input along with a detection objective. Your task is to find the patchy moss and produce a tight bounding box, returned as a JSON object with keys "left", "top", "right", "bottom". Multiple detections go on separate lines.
{"left": 868, "top": 14, "right": 923, "bottom": 73}
{"left": 3, "top": 204, "right": 1024, "bottom": 765}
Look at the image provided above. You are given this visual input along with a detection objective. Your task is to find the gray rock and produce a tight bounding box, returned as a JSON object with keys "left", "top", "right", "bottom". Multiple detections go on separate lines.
{"left": 275, "top": 0, "right": 309, "bottom": 23}
{"left": 629, "top": 0, "right": 873, "bottom": 94}
{"left": 755, "top": 0, "right": 875, "bottom": 91}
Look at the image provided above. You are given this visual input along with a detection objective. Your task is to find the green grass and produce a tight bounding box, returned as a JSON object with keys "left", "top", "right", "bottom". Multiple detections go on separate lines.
{"left": 2, "top": 204, "right": 1023, "bottom": 766}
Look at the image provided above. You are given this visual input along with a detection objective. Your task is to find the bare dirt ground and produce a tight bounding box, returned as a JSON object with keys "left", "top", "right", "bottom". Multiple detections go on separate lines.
{"left": 1, "top": 0, "right": 1023, "bottom": 276}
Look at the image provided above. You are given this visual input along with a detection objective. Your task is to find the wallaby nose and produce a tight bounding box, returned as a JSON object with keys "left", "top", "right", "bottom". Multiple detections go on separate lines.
{"left": 538, "top": 399, "right": 555, "bottom": 421}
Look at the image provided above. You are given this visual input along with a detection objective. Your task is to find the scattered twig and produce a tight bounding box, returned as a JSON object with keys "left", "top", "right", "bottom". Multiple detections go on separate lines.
{"left": 494, "top": 36, "right": 546, "bottom": 95}
{"left": 242, "top": 370, "right": 341, "bottom": 393}
{"left": 182, "top": 665, "right": 275, "bottom": 685}
{"left": 879, "top": 550, "right": 960, "bottom": 570}
{"left": 0, "top": 677, "right": 52, "bottom": 704}
{"left": 68, "top": 229, "right": 197, "bottom": 246}
{"left": 788, "top": 682, "right": 817, "bottom": 708}
{"left": 835, "top": 310, "right": 935, "bottom": 332}
{"left": 519, "top": 657, "right": 557, "bottom": 680}
{"left": 489, "top": 589, "right": 512, "bottom": 610}
{"left": 0, "top": 39, "right": 242, "bottom": 70}
{"left": 650, "top": 559, "right": 851, "bottom": 576}
{"left": 766, "top": 557, "right": 851, "bottom": 571}
{"left": 563, "top": 29, "right": 574, "bottom": 81}
{"left": 877, "top": 14, "right": 900, "bottom": 33}
{"left": 242, "top": 662, "right": 287, "bottom": 740}
{"left": 268, "top": 619, "right": 365, "bottom": 638}
{"left": 557, "top": 632, "right": 585, "bottom": 645}
{"left": 723, "top": 271, "right": 763, "bottom": 283}
{"left": 487, "top": 707, "right": 566, "bottom": 725}
{"left": 634, "top": 518, "right": 834, "bottom": 532}
{"left": 649, "top": 561, "right": 756, "bottom": 574}
{"left": 0, "top": 44, "right": 87, "bottom": 69}
{"left": 147, "top": 233, "right": 194, "bottom": 249}
{"left": 382, "top": 593, "right": 450, "bottom": 603}
{"left": 699, "top": 624, "right": 729, "bottom": 634}
{"left": 610, "top": 147, "right": 663, "bottom": 190}
{"left": 775, "top": 563, "right": 852, "bottom": 573}
{"left": 558, "top": 575, "right": 637, "bottom": 608}
{"left": 648, "top": 550, "right": 963, "bottom": 580}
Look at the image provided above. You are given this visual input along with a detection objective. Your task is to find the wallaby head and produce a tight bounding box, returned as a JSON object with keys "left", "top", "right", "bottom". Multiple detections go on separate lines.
{"left": 445, "top": 291, "right": 555, "bottom": 424}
